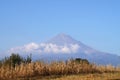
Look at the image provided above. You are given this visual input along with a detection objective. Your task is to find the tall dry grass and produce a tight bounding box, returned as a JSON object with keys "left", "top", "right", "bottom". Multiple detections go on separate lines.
{"left": 0, "top": 60, "right": 120, "bottom": 80}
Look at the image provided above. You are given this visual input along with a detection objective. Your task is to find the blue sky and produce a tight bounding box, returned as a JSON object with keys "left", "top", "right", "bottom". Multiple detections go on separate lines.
{"left": 0, "top": 0, "right": 120, "bottom": 55}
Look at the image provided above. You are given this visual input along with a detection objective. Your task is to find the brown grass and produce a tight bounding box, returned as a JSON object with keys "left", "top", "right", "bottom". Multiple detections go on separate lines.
{"left": 0, "top": 60, "right": 120, "bottom": 80}
{"left": 51, "top": 73, "right": 120, "bottom": 80}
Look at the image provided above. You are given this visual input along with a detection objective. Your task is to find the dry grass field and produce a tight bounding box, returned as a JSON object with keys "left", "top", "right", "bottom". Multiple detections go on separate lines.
{"left": 15, "top": 72, "right": 120, "bottom": 80}
{"left": 51, "top": 73, "right": 120, "bottom": 80}
{"left": 0, "top": 54, "right": 120, "bottom": 80}
{"left": 0, "top": 60, "right": 120, "bottom": 80}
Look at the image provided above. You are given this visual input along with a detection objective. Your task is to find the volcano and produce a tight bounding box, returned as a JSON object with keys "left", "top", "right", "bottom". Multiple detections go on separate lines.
{"left": 8, "top": 33, "right": 120, "bottom": 66}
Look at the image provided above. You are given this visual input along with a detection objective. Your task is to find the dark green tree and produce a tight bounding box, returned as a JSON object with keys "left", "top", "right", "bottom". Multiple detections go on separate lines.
{"left": 25, "top": 53, "right": 32, "bottom": 63}
{"left": 75, "top": 58, "right": 89, "bottom": 64}
{"left": 1, "top": 53, "right": 32, "bottom": 67}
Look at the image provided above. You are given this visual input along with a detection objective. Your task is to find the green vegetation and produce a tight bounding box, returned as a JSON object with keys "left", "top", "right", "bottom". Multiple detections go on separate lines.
{"left": 0, "top": 53, "right": 120, "bottom": 80}
{"left": 0, "top": 53, "right": 31, "bottom": 67}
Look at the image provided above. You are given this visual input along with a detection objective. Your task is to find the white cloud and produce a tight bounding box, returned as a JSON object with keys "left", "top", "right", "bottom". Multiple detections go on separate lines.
{"left": 61, "top": 46, "right": 71, "bottom": 53}
{"left": 24, "top": 43, "right": 39, "bottom": 52}
{"left": 8, "top": 42, "right": 80, "bottom": 54}
{"left": 70, "top": 44, "right": 80, "bottom": 53}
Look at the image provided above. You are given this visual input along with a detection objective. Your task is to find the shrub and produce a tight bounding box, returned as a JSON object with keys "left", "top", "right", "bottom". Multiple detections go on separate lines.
{"left": 1, "top": 53, "right": 32, "bottom": 67}
{"left": 74, "top": 58, "right": 90, "bottom": 64}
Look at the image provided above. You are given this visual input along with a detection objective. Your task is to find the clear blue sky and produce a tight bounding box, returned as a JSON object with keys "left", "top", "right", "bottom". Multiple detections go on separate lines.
{"left": 0, "top": 0, "right": 120, "bottom": 55}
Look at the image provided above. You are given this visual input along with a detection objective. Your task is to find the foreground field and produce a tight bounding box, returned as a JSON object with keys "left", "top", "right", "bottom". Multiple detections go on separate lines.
{"left": 17, "top": 72, "right": 120, "bottom": 80}
{"left": 0, "top": 54, "right": 120, "bottom": 80}
{"left": 52, "top": 73, "right": 120, "bottom": 80}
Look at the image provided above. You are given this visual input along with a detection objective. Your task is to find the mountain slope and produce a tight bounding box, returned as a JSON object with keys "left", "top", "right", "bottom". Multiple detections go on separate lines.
{"left": 8, "top": 33, "right": 120, "bottom": 66}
